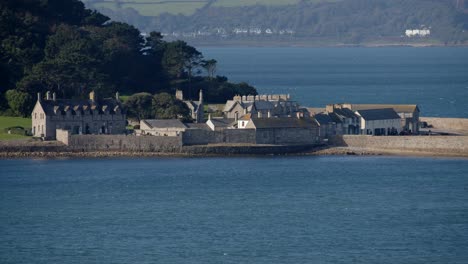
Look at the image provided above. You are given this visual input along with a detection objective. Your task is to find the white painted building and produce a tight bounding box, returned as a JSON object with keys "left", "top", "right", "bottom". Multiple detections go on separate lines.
{"left": 355, "top": 108, "right": 402, "bottom": 136}
{"left": 405, "top": 29, "right": 431, "bottom": 37}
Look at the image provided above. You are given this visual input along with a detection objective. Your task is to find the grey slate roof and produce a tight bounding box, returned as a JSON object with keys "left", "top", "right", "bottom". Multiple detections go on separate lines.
{"left": 143, "top": 119, "right": 187, "bottom": 129}
{"left": 40, "top": 98, "right": 123, "bottom": 116}
{"left": 250, "top": 117, "right": 317, "bottom": 129}
{"left": 313, "top": 113, "right": 335, "bottom": 125}
{"left": 328, "top": 112, "right": 344, "bottom": 123}
{"left": 356, "top": 108, "right": 401, "bottom": 121}
{"left": 333, "top": 108, "right": 357, "bottom": 118}
{"left": 210, "top": 118, "right": 236, "bottom": 127}
{"left": 253, "top": 101, "right": 274, "bottom": 110}
{"left": 185, "top": 123, "right": 210, "bottom": 130}
{"left": 349, "top": 104, "right": 419, "bottom": 113}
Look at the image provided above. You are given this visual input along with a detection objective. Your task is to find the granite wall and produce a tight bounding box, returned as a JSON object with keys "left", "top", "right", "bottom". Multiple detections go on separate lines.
{"left": 329, "top": 135, "right": 468, "bottom": 155}
{"left": 66, "top": 134, "right": 182, "bottom": 152}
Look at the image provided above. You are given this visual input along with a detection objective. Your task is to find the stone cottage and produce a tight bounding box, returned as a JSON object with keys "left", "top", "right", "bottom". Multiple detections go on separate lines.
{"left": 176, "top": 89, "right": 204, "bottom": 123}
{"left": 238, "top": 114, "right": 319, "bottom": 145}
{"left": 223, "top": 94, "right": 301, "bottom": 119}
{"left": 332, "top": 103, "right": 420, "bottom": 134}
{"left": 31, "top": 91, "right": 126, "bottom": 139}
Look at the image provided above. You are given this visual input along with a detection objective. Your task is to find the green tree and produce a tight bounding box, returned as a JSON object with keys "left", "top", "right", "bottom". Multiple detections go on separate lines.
{"left": 5, "top": 89, "right": 34, "bottom": 117}
{"left": 202, "top": 59, "right": 217, "bottom": 79}
{"left": 152, "top": 92, "right": 191, "bottom": 121}
{"left": 124, "top": 92, "right": 154, "bottom": 121}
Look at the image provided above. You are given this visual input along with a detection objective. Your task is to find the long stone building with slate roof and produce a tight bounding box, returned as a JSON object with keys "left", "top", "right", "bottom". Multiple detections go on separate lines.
{"left": 223, "top": 94, "right": 301, "bottom": 119}
{"left": 31, "top": 91, "right": 126, "bottom": 139}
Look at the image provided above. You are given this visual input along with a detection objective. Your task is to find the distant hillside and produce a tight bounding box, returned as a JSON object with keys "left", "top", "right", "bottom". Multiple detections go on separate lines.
{"left": 83, "top": 0, "right": 468, "bottom": 45}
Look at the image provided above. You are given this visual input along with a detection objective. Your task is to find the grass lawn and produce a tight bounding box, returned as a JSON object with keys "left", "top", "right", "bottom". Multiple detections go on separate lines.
{"left": 0, "top": 116, "right": 32, "bottom": 140}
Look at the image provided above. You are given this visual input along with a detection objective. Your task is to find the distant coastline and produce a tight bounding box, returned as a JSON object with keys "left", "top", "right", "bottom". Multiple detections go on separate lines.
{"left": 187, "top": 40, "right": 468, "bottom": 48}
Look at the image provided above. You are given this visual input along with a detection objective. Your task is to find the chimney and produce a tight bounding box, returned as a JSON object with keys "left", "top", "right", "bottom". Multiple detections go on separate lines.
{"left": 46, "top": 91, "right": 51, "bottom": 100}
{"left": 267, "top": 110, "right": 271, "bottom": 118}
{"left": 296, "top": 112, "right": 303, "bottom": 119}
{"left": 115, "top": 91, "right": 120, "bottom": 101}
{"left": 37, "top": 92, "right": 41, "bottom": 102}
{"left": 52, "top": 92, "right": 56, "bottom": 101}
{"left": 175, "top": 90, "right": 183, "bottom": 100}
{"left": 208, "top": 114, "right": 212, "bottom": 120}
{"left": 199, "top": 89, "right": 203, "bottom": 104}
{"left": 89, "top": 91, "right": 96, "bottom": 102}
{"left": 243, "top": 108, "right": 247, "bottom": 115}
{"left": 257, "top": 111, "right": 262, "bottom": 118}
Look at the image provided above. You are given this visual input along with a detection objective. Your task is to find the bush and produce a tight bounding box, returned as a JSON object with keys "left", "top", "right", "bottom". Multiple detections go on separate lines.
{"left": 5, "top": 90, "right": 34, "bottom": 117}
{"left": 4, "top": 126, "right": 30, "bottom": 136}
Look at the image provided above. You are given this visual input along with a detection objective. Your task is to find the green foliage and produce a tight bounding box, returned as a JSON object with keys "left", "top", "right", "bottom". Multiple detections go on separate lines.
{"left": 5, "top": 90, "right": 34, "bottom": 117}
{"left": 0, "top": 116, "right": 31, "bottom": 140}
{"left": 0, "top": 0, "right": 258, "bottom": 117}
{"left": 123, "top": 92, "right": 154, "bottom": 121}
{"left": 152, "top": 92, "right": 191, "bottom": 121}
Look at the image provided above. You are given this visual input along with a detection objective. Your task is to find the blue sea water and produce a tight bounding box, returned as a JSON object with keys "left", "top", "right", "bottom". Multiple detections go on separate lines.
{"left": 1, "top": 157, "right": 468, "bottom": 264}
{"left": 200, "top": 47, "right": 468, "bottom": 118}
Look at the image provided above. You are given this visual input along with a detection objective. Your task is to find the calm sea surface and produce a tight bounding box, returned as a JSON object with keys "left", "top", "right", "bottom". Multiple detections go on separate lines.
{"left": 200, "top": 47, "right": 468, "bottom": 118}
{"left": 1, "top": 157, "right": 468, "bottom": 263}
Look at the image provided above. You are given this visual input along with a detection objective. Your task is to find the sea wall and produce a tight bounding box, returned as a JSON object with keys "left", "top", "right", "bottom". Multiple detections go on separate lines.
{"left": 66, "top": 134, "right": 183, "bottom": 152}
{"left": 329, "top": 135, "right": 468, "bottom": 155}
{"left": 182, "top": 129, "right": 256, "bottom": 145}
{"left": 420, "top": 117, "right": 468, "bottom": 132}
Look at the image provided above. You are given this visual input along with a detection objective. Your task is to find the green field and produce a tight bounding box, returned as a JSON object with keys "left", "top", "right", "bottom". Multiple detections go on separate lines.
{"left": 0, "top": 116, "right": 32, "bottom": 140}
{"left": 84, "top": 0, "right": 343, "bottom": 16}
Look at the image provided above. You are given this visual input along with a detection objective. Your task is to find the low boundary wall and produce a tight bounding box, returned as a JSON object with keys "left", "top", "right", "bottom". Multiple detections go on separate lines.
{"left": 329, "top": 135, "right": 468, "bottom": 155}
{"left": 420, "top": 117, "right": 468, "bottom": 132}
{"left": 182, "top": 129, "right": 256, "bottom": 145}
{"left": 66, "top": 135, "right": 183, "bottom": 152}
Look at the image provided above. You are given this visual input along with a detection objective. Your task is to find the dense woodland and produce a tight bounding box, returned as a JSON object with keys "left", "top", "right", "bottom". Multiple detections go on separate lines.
{"left": 0, "top": 0, "right": 257, "bottom": 118}
{"left": 94, "top": 0, "right": 468, "bottom": 45}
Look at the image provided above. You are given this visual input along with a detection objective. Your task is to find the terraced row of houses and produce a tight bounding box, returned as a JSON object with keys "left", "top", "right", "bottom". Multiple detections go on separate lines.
{"left": 31, "top": 90, "right": 420, "bottom": 146}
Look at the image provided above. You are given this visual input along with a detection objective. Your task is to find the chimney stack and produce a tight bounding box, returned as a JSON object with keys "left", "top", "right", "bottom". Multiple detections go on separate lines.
{"left": 89, "top": 91, "right": 96, "bottom": 102}
{"left": 37, "top": 92, "right": 41, "bottom": 102}
{"left": 267, "top": 110, "right": 271, "bottom": 118}
{"left": 46, "top": 91, "right": 51, "bottom": 100}
{"left": 175, "top": 90, "right": 183, "bottom": 101}
{"left": 52, "top": 92, "right": 56, "bottom": 101}
{"left": 257, "top": 111, "right": 262, "bottom": 118}
{"left": 115, "top": 91, "right": 120, "bottom": 101}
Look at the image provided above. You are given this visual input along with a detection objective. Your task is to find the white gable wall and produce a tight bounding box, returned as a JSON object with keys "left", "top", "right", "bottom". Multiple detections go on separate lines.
{"left": 360, "top": 118, "right": 401, "bottom": 135}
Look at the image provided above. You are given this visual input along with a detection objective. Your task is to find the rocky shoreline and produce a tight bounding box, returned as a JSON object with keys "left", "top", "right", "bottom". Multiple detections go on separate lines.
{"left": 1, "top": 146, "right": 467, "bottom": 159}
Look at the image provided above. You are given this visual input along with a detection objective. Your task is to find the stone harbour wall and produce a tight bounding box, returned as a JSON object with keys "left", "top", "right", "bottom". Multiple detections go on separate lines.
{"left": 182, "top": 129, "right": 256, "bottom": 145}
{"left": 420, "top": 117, "right": 468, "bottom": 132}
{"left": 329, "top": 135, "right": 468, "bottom": 155}
{"left": 67, "top": 134, "right": 183, "bottom": 152}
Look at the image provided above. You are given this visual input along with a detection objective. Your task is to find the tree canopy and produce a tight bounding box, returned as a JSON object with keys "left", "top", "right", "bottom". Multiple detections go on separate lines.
{"left": 0, "top": 0, "right": 257, "bottom": 117}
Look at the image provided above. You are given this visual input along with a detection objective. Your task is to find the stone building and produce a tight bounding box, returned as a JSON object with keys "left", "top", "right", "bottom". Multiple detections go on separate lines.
{"left": 223, "top": 94, "right": 300, "bottom": 119}
{"left": 333, "top": 103, "right": 420, "bottom": 134}
{"left": 355, "top": 108, "right": 402, "bottom": 135}
{"left": 139, "top": 119, "right": 187, "bottom": 136}
{"left": 313, "top": 113, "right": 338, "bottom": 138}
{"left": 176, "top": 89, "right": 204, "bottom": 123}
{"left": 31, "top": 91, "right": 126, "bottom": 139}
{"left": 238, "top": 114, "right": 319, "bottom": 145}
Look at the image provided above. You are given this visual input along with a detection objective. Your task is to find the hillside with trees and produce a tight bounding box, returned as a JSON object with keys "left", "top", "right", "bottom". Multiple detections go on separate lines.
{"left": 0, "top": 0, "right": 256, "bottom": 117}
{"left": 83, "top": 0, "right": 468, "bottom": 45}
